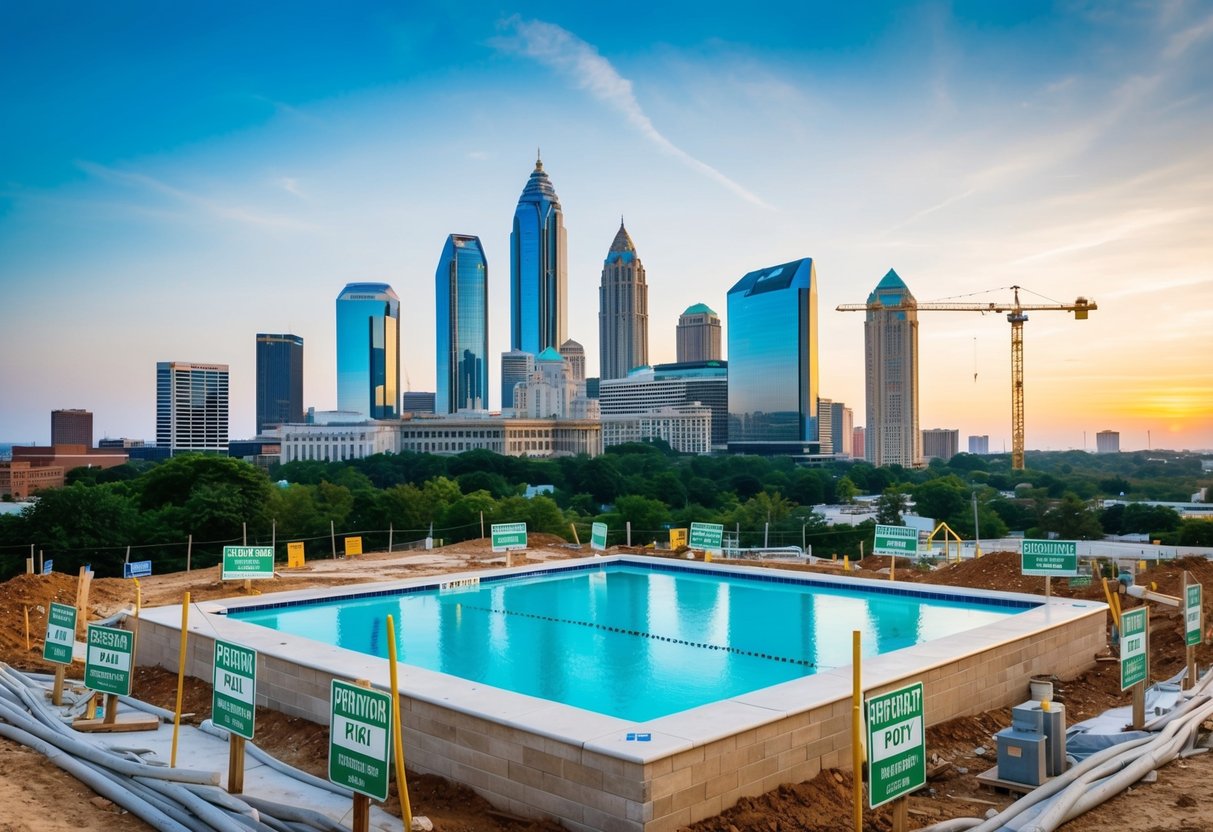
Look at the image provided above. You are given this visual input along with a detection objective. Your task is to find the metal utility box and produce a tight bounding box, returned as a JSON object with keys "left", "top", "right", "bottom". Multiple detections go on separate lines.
{"left": 1040, "top": 703, "right": 1066, "bottom": 776}
{"left": 1011, "top": 703, "right": 1044, "bottom": 733}
{"left": 996, "top": 728, "right": 1048, "bottom": 786}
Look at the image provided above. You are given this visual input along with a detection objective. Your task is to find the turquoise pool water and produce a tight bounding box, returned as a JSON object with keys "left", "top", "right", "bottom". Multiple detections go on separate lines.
{"left": 228, "top": 563, "right": 1031, "bottom": 721}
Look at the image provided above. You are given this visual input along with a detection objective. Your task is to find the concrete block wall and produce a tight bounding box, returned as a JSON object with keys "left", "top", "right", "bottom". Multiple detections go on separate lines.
{"left": 135, "top": 607, "right": 1106, "bottom": 832}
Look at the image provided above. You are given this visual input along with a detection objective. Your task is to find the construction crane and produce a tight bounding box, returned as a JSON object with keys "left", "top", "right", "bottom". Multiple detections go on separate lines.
{"left": 837, "top": 285, "right": 1096, "bottom": 470}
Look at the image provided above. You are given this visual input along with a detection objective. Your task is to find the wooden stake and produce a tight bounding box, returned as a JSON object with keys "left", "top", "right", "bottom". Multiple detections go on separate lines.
{"left": 352, "top": 679, "right": 373, "bottom": 832}
{"left": 103, "top": 692, "right": 119, "bottom": 725}
{"left": 24, "top": 606, "right": 31, "bottom": 651}
{"left": 892, "top": 796, "right": 908, "bottom": 832}
{"left": 228, "top": 736, "right": 246, "bottom": 794}
{"left": 1046, "top": 575, "right": 1052, "bottom": 600}
{"left": 52, "top": 665, "right": 66, "bottom": 706}
{"left": 75, "top": 567, "right": 93, "bottom": 639}
{"left": 171, "top": 592, "right": 190, "bottom": 767}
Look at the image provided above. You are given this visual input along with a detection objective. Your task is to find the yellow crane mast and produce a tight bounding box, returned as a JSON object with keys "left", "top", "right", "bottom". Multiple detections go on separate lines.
{"left": 837, "top": 285, "right": 1096, "bottom": 470}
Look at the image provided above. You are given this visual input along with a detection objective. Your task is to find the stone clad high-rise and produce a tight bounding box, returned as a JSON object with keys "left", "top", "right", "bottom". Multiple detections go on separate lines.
{"left": 864, "top": 269, "right": 922, "bottom": 467}
{"left": 510, "top": 157, "right": 567, "bottom": 356}
{"left": 726, "top": 258, "right": 820, "bottom": 455}
{"left": 435, "top": 234, "right": 489, "bottom": 413}
{"left": 676, "top": 303, "right": 721, "bottom": 363}
{"left": 336, "top": 282, "right": 400, "bottom": 420}
{"left": 598, "top": 220, "right": 648, "bottom": 380}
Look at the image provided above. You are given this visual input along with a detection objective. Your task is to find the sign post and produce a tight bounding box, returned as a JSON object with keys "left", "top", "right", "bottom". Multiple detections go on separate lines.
{"left": 213, "top": 640, "right": 257, "bottom": 792}
{"left": 330, "top": 679, "right": 393, "bottom": 832}
{"left": 491, "top": 522, "right": 528, "bottom": 565}
{"left": 1184, "top": 575, "right": 1202, "bottom": 690}
{"left": 222, "top": 545, "right": 275, "bottom": 594}
{"left": 1119, "top": 606, "right": 1148, "bottom": 729}
{"left": 1020, "top": 539, "right": 1079, "bottom": 599}
{"left": 688, "top": 522, "right": 724, "bottom": 554}
{"left": 286, "top": 541, "right": 306, "bottom": 569}
{"left": 75, "top": 624, "right": 156, "bottom": 732}
{"left": 866, "top": 682, "right": 926, "bottom": 829}
{"left": 43, "top": 602, "right": 76, "bottom": 705}
{"left": 590, "top": 522, "right": 608, "bottom": 552}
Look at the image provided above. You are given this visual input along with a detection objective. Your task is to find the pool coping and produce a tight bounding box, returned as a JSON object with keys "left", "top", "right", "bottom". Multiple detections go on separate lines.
{"left": 139, "top": 553, "right": 1105, "bottom": 765}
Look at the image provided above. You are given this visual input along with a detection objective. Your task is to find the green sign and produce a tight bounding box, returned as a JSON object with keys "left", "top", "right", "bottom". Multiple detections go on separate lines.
{"left": 222, "top": 546, "right": 275, "bottom": 580}
{"left": 42, "top": 602, "right": 77, "bottom": 665}
{"left": 1021, "top": 539, "right": 1079, "bottom": 577}
{"left": 1120, "top": 607, "right": 1148, "bottom": 690}
{"left": 688, "top": 522, "right": 724, "bottom": 552}
{"left": 491, "top": 522, "right": 528, "bottom": 552}
{"left": 1068, "top": 576, "right": 1092, "bottom": 588}
{"left": 213, "top": 640, "right": 257, "bottom": 740}
{"left": 329, "top": 680, "right": 393, "bottom": 801}
{"left": 1186, "top": 583, "right": 1203, "bottom": 648}
{"left": 84, "top": 624, "right": 133, "bottom": 696}
{"left": 872, "top": 525, "right": 918, "bottom": 557}
{"left": 590, "top": 521, "right": 608, "bottom": 551}
{"left": 866, "top": 682, "right": 926, "bottom": 808}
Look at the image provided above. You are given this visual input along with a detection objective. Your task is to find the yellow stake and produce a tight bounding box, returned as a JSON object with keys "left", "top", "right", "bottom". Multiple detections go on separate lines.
{"left": 844, "top": 555, "right": 850, "bottom": 572}
{"left": 171, "top": 592, "right": 190, "bottom": 767}
{"left": 852, "top": 630, "right": 864, "bottom": 832}
{"left": 386, "top": 615, "right": 414, "bottom": 831}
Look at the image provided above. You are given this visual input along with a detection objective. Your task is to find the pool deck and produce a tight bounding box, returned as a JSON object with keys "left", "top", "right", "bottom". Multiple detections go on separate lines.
{"left": 137, "top": 554, "right": 1108, "bottom": 832}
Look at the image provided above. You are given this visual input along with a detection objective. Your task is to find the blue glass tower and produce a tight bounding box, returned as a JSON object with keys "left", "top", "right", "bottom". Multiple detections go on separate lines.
{"left": 336, "top": 283, "right": 400, "bottom": 420}
{"left": 435, "top": 234, "right": 489, "bottom": 413}
{"left": 726, "top": 258, "right": 820, "bottom": 455}
{"left": 510, "top": 157, "right": 567, "bottom": 355}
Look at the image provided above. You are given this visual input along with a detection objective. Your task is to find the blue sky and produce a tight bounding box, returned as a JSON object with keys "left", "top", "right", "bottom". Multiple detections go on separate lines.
{"left": 2, "top": 1, "right": 1211, "bottom": 450}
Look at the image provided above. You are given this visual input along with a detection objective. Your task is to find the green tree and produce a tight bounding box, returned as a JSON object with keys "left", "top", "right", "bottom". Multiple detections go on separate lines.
{"left": 1039, "top": 494, "right": 1105, "bottom": 540}
{"left": 911, "top": 476, "right": 968, "bottom": 523}
{"left": 835, "top": 476, "right": 859, "bottom": 504}
{"left": 875, "top": 488, "right": 909, "bottom": 526}
{"left": 614, "top": 495, "right": 671, "bottom": 543}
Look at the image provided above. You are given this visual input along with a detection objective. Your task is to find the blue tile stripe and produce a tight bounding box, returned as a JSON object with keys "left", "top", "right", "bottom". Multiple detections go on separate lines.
{"left": 226, "top": 557, "right": 1037, "bottom": 616}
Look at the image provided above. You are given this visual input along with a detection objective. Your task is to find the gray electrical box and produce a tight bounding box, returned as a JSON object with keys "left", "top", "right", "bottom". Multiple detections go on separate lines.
{"left": 1040, "top": 703, "right": 1066, "bottom": 776}
{"left": 1011, "top": 703, "right": 1044, "bottom": 733}
{"left": 996, "top": 728, "right": 1048, "bottom": 786}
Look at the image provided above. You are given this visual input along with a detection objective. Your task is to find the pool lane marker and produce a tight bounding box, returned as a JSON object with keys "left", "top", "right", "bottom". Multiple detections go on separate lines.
{"left": 454, "top": 602, "right": 815, "bottom": 667}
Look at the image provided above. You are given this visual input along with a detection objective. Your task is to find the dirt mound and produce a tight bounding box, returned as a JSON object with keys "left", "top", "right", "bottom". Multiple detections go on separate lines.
{"left": 435, "top": 533, "right": 573, "bottom": 555}
{"left": 0, "top": 571, "right": 134, "bottom": 663}
{"left": 919, "top": 550, "right": 1048, "bottom": 593}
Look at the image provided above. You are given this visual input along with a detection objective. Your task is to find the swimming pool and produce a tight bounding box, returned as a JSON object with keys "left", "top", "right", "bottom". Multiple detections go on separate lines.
{"left": 228, "top": 562, "right": 1030, "bottom": 720}
{"left": 137, "top": 555, "right": 1107, "bottom": 832}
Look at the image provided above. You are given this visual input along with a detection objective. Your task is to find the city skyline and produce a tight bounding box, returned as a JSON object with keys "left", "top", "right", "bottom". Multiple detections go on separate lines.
{"left": 2, "top": 3, "right": 1211, "bottom": 451}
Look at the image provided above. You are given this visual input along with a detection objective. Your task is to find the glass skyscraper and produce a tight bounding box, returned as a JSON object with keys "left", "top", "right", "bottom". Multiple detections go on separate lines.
{"left": 435, "top": 235, "right": 488, "bottom": 413}
{"left": 726, "top": 258, "right": 820, "bottom": 455}
{"left": 336, "top": 283, "right": 400, "bottom": 420}
{"left": 255, "top": 333, "right": 304, "bottom": 433}
{"left": 510, "top": 157, "right": 567, "bottom": 356}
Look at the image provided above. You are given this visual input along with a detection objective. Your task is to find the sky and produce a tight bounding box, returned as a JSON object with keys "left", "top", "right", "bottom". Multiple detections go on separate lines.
{"left": 1, "top": 1, "right": 1211, "bottom": 452}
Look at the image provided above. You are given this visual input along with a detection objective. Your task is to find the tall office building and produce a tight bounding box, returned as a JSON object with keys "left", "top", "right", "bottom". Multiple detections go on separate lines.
{"left": 156, "top": 362, "right": 229, "bottom": 455}
{"left": 852, "top": 426, "right": 866, "bottom": 460}
{"left": 834, "top": 403, "right": 854, "bottom": 458}
{"left": 864, "top": 269, "right": 922, "bottom": 468}
{"left": 510, "top": 156, "right": 567, "bottom": 356}
{"left": 922, "top": 428, "right": 959, "bottom": 461}
{"left": 500, "top": 350, "right": 534, "bottom": 411}
{"left": 559, "top": 339, "right": 586, "bottom": 383}
{"left": 968, "top": 434, "right": 990, "bottom": 455}
{"left": 435, "top": 235, "right": 489, "bottom": 414}
{"left": 255, "top": 334, "right": 304, "bottom": 433}
{"left": 599, "top": 361, "right": 729, "bottom": 450}
{"left": 51, "top": 409, "right": 92, "bottom": 447}
{"left": 598, "top": 220, "right": 648, "bottom": 379}
{"left": 676, "top": 304, "right": 721, "bottom": 363}
{"left": 726, "top": 258, "right": 820, "bottom": 456}
{"left": 336, "top": 283, "right": 400, "bottom": 420}
{"left": 1096, "top": 430, "right": 1120, "bottom": 453}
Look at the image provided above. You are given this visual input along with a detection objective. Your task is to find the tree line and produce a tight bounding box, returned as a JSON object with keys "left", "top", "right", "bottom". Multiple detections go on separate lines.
{"left": 1, "top": 444, "right": 1209, "bottom": 581}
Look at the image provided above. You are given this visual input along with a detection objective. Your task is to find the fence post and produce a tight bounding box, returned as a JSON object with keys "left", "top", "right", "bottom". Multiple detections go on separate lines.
{"left": 242, "top": 522, "right": 247, "bottom": 547}
{"left": 271, "top": 519, "right": 276, "bottom": 559}
{"left": 389, "top": 523, "right": 394, "bottom": 553}
{"left": 626, "top": 522, "right": 631, "bottom": 547}
{"left": 186, "top": 534, "right": 193, "bottom": 572}
{"left": 331, "top": 520, "right": 337, "bottom": 559}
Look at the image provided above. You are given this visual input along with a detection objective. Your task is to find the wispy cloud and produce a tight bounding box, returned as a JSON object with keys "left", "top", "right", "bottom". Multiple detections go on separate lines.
{"left": 77, "top": 161, "right": 316, "bottom": 231}
{"left": 492, "top": 16, "right": 771, "bottom": 209}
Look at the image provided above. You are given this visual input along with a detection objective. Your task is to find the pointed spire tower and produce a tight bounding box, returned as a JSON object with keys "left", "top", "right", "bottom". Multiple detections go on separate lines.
{"left": 598, "top": 217, "right": 649, "bottom": 380}
{"left": 509, "top": 155, "right": 567, "bottom": 356}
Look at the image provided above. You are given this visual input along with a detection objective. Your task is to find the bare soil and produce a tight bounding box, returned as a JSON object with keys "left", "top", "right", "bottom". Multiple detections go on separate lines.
{"left": 2, "top": 545, "right": 1212, "bottom": 831}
